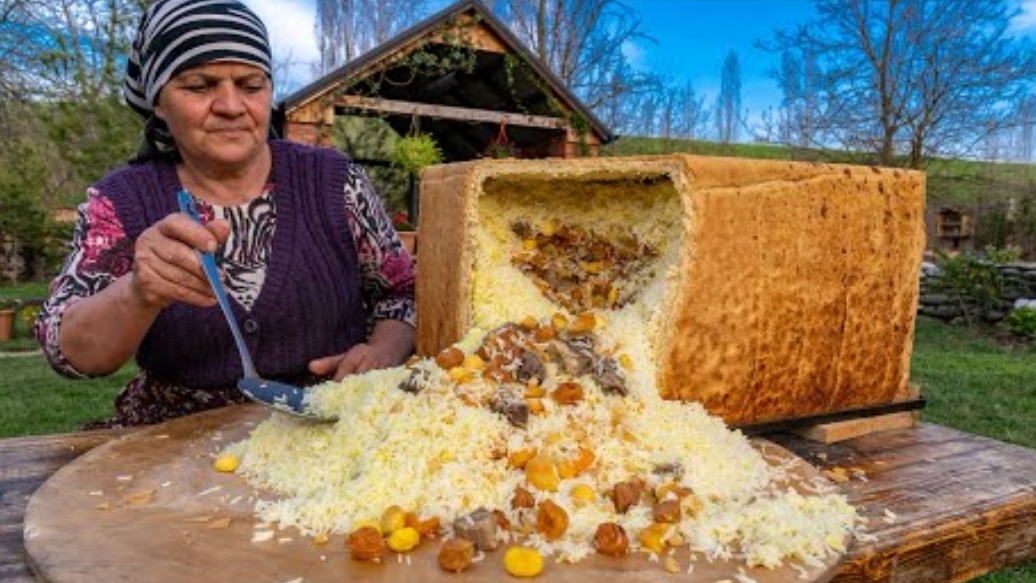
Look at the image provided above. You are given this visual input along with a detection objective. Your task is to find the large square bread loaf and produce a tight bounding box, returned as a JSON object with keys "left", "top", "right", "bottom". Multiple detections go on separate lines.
{"left": 415, "top": 155, "right": 926, "bottom": 426}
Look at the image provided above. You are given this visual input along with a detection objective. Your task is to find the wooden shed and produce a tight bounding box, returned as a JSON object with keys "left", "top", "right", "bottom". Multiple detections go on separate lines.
{"left": 273, "top": 0, "right": 613, "bottom": 162}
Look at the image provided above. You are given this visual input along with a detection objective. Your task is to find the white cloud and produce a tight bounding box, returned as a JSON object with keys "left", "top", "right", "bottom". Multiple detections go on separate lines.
{"left": 622, "top": 39, "right": 647, "bottom": 71}
{"left": 1010, "top": 0, "right": 1036, "bottom": 33}
{"left": 242, "top": 0, "right": 320, "bottom": 89}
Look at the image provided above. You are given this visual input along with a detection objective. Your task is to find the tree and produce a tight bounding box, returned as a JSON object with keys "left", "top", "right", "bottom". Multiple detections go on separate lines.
{"left": 0, "top": 0, "right": 142, "bottom": 242}
{"left": 761, "top": 0, "right": 1036, "bottom": 168}
{"left": 493, "top": 0, "right": 657, "bottom": 113}
{"left": 774, "top": 50, "right": 819, "bottom": 148}
{"left": 715, "top": 50, "right": 742, "bottom": 144}
{"left": 315, "top": 0, "right": 430, "bottom": 73}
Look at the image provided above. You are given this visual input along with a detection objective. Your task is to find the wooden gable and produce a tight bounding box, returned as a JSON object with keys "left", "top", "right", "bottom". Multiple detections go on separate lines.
{"left": 274, "top": 0, "right": 613, "bottom": 162}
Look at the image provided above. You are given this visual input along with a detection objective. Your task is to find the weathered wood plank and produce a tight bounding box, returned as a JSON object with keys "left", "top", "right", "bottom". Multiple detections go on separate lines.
{"left": 0, "top": 430, "right": 121, "bottom": 583}
{"left": 771, "top": 423, "right": 1036, "bottom": 583}
{"left": 335, "top": 94, "right": 568, "bottom": 129}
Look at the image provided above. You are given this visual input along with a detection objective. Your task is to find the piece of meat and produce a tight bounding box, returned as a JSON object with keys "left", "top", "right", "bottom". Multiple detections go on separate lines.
{"left": 399, "top": 367, "right": 435, "bottom": 394}
{"left": 490, "top": 388, "right": 530, "bottom": 428}
{"left": 453, "top": 508, "right": 499, "bottom": 551}
{"left": 515, "top": 349, "right": 546, "bottom": 385}
{"left": 593, "top": 356, "right": 628, "bottom": 396}
{"left": 548, "top": 336, "right": 595, "bottom": 376}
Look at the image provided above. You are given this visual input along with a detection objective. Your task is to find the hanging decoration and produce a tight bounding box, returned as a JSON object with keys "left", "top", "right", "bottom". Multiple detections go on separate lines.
{"left": 484, "top": 120, "right": 519, "bottom": 159}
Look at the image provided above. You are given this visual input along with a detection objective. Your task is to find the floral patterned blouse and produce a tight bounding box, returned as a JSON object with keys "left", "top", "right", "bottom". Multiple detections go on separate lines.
{"left": 35, "top": 166, "right": 415, "bottom": 428}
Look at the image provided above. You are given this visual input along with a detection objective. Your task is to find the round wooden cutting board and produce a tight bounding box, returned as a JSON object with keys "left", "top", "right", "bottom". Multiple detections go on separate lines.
{"left": 24, "top": 404, "right": 847, "bottom": 583}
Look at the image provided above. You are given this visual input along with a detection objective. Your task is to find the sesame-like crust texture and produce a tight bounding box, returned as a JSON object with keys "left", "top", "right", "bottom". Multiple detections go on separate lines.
{"left": 417, "top": 156, "right": 926, "bottom": 426}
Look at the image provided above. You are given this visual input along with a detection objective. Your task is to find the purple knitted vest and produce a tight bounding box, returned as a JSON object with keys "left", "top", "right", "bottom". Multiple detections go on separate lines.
{"left": 98, "top": 140, "right": 367, "bottom": 388}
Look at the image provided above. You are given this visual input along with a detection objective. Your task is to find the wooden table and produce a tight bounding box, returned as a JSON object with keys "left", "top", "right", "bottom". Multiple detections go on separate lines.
{"left": 2, "top": 421, "right": 1035, "bottom": 583}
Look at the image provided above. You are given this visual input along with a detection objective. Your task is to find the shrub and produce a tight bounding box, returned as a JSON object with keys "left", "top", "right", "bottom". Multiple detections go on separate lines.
{"left": 391, "top": 134, "right": 442, "bottom": 175}
{"left": 932, "top": 248, "right": 1011, "bottom": 326}
{"left": 1007, "top": 303, "right": 1036, "bottom": 338}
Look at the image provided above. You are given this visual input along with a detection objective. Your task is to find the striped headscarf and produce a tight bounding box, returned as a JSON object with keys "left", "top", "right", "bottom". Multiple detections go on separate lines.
{"left": 124, "top": 0, "right": 272, "bottom": 161}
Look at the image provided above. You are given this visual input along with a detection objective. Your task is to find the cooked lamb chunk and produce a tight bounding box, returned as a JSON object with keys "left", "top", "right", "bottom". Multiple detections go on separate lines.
{"left": 593, "top": 356, "right": 628, "bottom": 396}
{"left": 453, "top": 508, "right": 499, "bottom": 551}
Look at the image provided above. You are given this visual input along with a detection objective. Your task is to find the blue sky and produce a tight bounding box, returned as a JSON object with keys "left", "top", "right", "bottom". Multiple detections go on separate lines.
{"left": 622, "top": 0, "right": 816, "bottom": 115}
{"left": 246, "top": 0, "right": 1036, "bottom": 118}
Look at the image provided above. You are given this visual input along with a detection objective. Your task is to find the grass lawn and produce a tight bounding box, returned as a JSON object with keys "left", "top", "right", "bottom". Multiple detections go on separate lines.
{"left": 0, "top": 355, "right": 132, "bottom": 435}
{"left": 0, "top": 313, "right": 1034, "bottom": 581}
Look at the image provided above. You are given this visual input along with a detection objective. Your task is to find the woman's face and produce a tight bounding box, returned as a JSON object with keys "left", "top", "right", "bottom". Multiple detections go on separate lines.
{"left": 155, "top": 62, "right": 272, "bottom": 168}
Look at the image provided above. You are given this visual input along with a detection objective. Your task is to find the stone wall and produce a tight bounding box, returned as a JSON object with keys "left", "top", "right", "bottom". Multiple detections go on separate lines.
{"left": 919, "top": 261, "right": 1036, "bottom": 322}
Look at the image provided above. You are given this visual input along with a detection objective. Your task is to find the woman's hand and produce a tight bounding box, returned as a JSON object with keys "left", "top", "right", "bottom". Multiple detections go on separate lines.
{"left": 131, "top": 213, "right": 231, "bottom": 310}
{"left": 308, "top": 320, "right": 415, "bottom": 381}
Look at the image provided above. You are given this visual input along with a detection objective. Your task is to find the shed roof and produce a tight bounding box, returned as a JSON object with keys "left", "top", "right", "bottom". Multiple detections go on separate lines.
{"left": 274, "top": 0, "right": 613, "bottom": 161}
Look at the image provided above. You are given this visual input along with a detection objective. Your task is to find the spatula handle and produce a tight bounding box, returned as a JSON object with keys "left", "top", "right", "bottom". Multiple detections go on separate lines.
{"left": 176, "top": 189, "right": 258, "bottom": 379}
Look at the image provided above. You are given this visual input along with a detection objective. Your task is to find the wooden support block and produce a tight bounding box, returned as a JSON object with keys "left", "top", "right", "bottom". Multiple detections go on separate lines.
{"left": 794, "top": 411, "right": 918, "bottom": 444}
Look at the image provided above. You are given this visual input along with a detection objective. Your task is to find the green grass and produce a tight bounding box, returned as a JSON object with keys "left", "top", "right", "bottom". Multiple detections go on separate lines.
{"left": 912, "top": 317, "right": 1036, "bottom": 448}
{"left": 0, "top": 355, "right": 132, "bottom": 436}
{"left": 0, "top": 280, "right": 133, "bottom": 435}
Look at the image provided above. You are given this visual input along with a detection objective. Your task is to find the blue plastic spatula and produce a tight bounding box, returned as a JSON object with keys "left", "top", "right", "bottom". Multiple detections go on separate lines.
{"left": 176, "top": 189, "right": 336, "bottom": 422}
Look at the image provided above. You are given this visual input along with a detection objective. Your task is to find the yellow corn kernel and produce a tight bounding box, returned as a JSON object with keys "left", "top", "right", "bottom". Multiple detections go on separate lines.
{"left": 607, "top": 285, "right": 619, "bottom": 307}
{"left": 381, "top": 505, "right": 407, "bottom": 535}
{"left": 503, "top": 545, "right": 544, "bottom": 577}
{"left": 570, "top": 483, "right": 596, "bottom": 506}
{"left": 526, "top": 398, "right": 545, "bottom": 415}
{"left": 522, "top": 238, "right": 538, "bottom": 251}
{"left": 386, "top": 526, "right": 420, "bottom": 552}
{"left": 519, "top": 315, "right": 539, "bottom": 330}
{"left": 213, "top": 453, "right": 239, "bottom": 473}
{"left": 540, "top": 219, "right": 559, "bottom": 237}
{"left": 312, "top": 533, "right": 330, "bottom": 545}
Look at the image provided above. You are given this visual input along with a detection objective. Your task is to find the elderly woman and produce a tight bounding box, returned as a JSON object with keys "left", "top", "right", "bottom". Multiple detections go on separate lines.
{"left": 34, "top": 0, "right": 415, "bottom": 427}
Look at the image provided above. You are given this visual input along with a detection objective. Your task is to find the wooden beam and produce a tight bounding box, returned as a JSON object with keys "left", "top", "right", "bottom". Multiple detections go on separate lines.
{"left": 334, "top": 94, "right": 566, "bottom": 130}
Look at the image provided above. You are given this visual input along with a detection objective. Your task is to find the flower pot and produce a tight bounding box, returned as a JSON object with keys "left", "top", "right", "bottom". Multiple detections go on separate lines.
{"left": 398, "top": 231, "right": 418, "bottom": 256}
{"left": 0, "top": 309, "right": 14, "bottom": 343}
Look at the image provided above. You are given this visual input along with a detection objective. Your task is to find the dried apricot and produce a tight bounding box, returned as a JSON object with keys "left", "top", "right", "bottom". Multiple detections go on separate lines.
{"left": 568, "top": 311, "right": 597, "bottom": 333}
{"left": 405, "top": 512, "right": 441, "bottom": 538}
{"left": 571, "top": 447, "right": 596, "bottom": 474}
{"left": 525, "top": 454, "right": 560, "bottom": 492}
{"left": 535, "top": 499, "right": 569, "bottom": 541}
{"left": 508, "top": 448, "right": 537, "bottom": 469}
{"left": 611, "top": 480, "right": 643, "bottom": 513}
{"left": 652, "top": 499, "right": 681, "bottom": 523}
{"left": 346, "top": 525, "right": 385, "bottom": 561}
{"left": 437, "top": 538, "right": 474, "bottom": 573}
{"left": 551, "top": 381, "right": 584, "bottom": 405}
{"left": 593, "top": 522, "right": 629, "bottom": 557}
{"left": 637, "top": 522, "right": 669, "bottom": 555}
{"left": 435, "top": 346, "right": 465, "bottom": 369}
{"left": 511, "top": 486, "right": 535, "bottom": 509}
